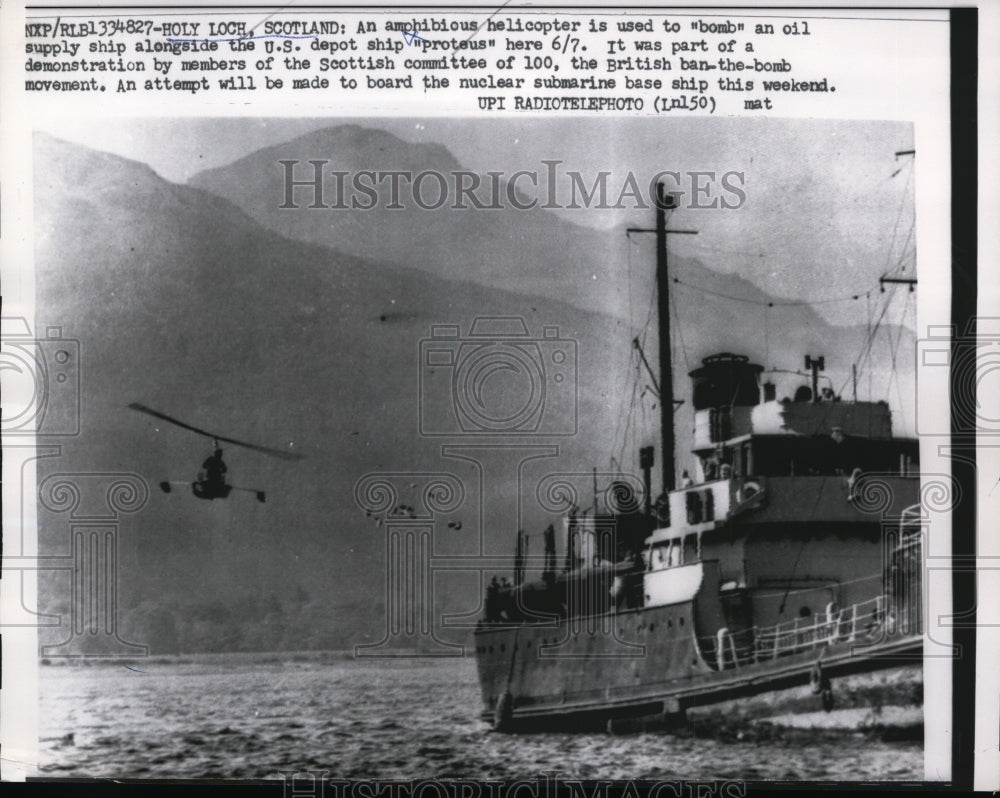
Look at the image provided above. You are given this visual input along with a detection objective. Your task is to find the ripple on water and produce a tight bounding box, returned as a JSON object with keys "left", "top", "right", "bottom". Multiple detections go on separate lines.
{"left": 38, "top": 656, "right": 923, "bottom": 781}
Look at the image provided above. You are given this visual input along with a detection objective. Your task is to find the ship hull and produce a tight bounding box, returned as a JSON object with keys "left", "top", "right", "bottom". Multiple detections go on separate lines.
{"left": 474, "top": 601, "right": 920, "bottom": 731}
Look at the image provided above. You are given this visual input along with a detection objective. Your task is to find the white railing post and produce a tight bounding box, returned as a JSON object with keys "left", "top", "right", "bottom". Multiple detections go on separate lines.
{"left": 716, "top": 627, "right": 729, "bottom": 670}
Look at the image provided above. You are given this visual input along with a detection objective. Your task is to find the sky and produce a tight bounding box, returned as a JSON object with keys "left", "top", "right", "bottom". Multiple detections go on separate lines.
{"left": 37, "top": 116, "right": 917, "bottom": 328}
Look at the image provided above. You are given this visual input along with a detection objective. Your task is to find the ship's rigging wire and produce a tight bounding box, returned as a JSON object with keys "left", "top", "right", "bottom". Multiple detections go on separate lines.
{"left": 673, "top": 239, "right": 767, "bottom": 260}
{"left": 613, "top": 238, "right": 660, "bottom": 478}
{"left": 670, "top": 275, "right": 873, "bottom": 308}
{"left": 845, "top": 152, "right": 915, "bottom": 404}
{"left": 613, "top": 360, "right": 641, "bottom": 480}
{"left": 840, "top": 284, "right": 898, "bottom": 402}
{"left": 885, "top": 290, "right": 915, "bottom": 432}
{"left": 611, "top": 243, "right": 638, "bottom": 474}
{"left": 887, "top": 217, "right": 916, "bottom": 276}
{"left": 623, "top": 150, "right": 914, "bottom": 415}
{"left": 616, "top": 167, "right": 915, "bottom": 488}
{"left": 882, "top": 160, "right": 915, "bottom": 276}
{"left": 672, "top": 269, "right": 912, "bottom": 413}
{"left": 611, "top": 238, "right": 655, "bottom": 478}
{"left": 867, "top": 291, "right": 874, "bottom": 406}
{"left": 611, "top": 239, "right": 650, "bottom": 479}
{"left": 669, "top": 285, "right": 691, "bottom": 372}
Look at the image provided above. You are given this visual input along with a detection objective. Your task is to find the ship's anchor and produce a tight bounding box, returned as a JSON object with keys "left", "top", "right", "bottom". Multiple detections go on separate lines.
{"left": 810, "top": 658, "right": 835, "bottom": 712}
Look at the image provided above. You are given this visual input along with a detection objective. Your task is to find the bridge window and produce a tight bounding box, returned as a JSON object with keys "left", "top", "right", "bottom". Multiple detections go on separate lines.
{"left": 684, "top": 534, "right": 698, "bottom": 563}
{"left": 686, "top": 490, "right": 703, "bottom": 524}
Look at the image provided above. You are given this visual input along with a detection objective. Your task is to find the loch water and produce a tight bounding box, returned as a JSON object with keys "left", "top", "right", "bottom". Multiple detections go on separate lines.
{"left": 38, "top": 652, "right": 922, "bottom": 782}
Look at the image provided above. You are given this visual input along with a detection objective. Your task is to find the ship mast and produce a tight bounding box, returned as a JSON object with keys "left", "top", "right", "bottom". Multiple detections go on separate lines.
{"left": 627, "top": 182, "right": 696, "bottom": 497}
{"left": 654, "top": 184, "right": 675, "bottom": 495}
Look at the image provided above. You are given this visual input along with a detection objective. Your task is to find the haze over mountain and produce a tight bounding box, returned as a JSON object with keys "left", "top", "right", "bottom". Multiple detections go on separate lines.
{"left": 188, "top": 124, "right": 902, "bottom": 326}
{"left": 33, "top": 131, "right": 914, "bottom": 654}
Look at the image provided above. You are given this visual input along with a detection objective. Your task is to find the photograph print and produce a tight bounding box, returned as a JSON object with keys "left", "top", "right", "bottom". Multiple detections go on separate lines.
{"left": 25, "top": 116, "right": 929, "bottom": 783}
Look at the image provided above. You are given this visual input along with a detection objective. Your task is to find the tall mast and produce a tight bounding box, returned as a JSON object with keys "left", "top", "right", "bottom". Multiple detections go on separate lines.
{"left": 626, "top": 184, "right": 696, "bottom": 498}
{"left": 655, "top": 184, "right": 675, "bottom": 495}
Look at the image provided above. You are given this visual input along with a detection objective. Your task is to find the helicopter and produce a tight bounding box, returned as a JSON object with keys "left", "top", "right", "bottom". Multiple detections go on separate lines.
{"left": 128, "top": 403, "right": 304, "bottom": 503}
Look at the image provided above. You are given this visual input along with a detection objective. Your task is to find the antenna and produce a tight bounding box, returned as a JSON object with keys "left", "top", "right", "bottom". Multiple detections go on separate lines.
{"left": 804, "top": 356, "right": 825, "bottom": 403}
{"left": 879, "top": 275, "right": 917, "bottom": 293}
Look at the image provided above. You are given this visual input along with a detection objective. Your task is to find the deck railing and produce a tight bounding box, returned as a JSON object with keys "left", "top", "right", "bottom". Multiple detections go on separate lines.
{"left": 708, "top": 594, "right": 922, "bottom": 671}
{"left": 705, "top": 516, "right": 924, "bottom": 671}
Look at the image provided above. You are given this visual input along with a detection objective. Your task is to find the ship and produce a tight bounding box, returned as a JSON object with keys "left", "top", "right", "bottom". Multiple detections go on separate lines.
{"left": 474, "top": 184, "right": 923, "bottom": 732}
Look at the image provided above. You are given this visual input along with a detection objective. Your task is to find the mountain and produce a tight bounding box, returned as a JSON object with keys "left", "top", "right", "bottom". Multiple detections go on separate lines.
{"left": 187, "top": 123, "right": 915, "bottom": 405}
{"left": 188, "top": 124, "right": 623, "bottom": 317}
{"left": 32, "top": 133, "right": 914, "bottom": 655}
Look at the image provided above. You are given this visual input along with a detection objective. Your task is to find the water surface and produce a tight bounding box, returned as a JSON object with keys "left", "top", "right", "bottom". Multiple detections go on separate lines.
{"left": 39, "top": 652, "right": 923, "bottom": 781}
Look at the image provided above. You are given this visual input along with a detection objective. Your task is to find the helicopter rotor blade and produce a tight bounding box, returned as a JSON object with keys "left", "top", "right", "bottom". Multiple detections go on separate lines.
{"left": 213, "top": 437, "right": 305, "bottom": 461}
{"left": 129, "top": 403, "right": 219, "bottom": 439}
{"left": 128, "top": 403, "right": 304, "bottom": 461}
